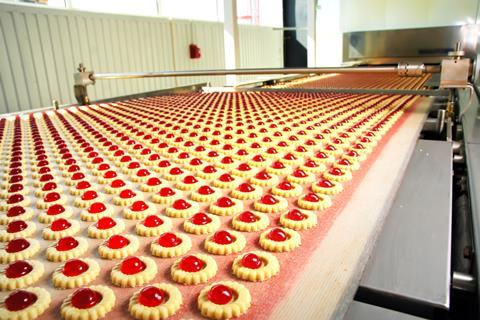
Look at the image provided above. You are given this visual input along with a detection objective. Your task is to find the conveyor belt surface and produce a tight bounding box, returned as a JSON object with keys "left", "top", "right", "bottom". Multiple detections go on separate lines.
{"left": 267, "top": 73, "right": 431, "bottom": 90}
{"left": 0, "top": 91, "right": 427, "bottom": 319}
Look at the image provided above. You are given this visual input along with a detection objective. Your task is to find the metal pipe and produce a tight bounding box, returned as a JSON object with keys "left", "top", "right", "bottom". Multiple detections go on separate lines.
{"left": 452, "top": 141, "right": 462, "bottom": 153}
{"left": 272, "top": 27, "right": 308, "bottom": 31}
{"left": 91, "top": 66, "right": 427, "bottom": 81}
{"left": 453, "top": 154, "right": 464, "bottom": 164}
{"left": 452, "top": 271, "right": 476, "bottom": 293}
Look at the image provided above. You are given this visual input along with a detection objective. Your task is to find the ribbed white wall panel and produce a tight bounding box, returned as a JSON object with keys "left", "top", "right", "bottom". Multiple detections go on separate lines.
{"left": 0, "top": 3, "right": 283, "bottom": 113}
{"left": 0, "top": 4, "right": 176, "bottom": 113}
{"left": 237, "top": 25, "right": 284, "bottom": 83}
{"left": 172, "top": 20, "right": 226, "bottom": 87}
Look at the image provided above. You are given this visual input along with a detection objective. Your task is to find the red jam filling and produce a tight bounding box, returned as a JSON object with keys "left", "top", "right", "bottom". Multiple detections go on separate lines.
{"left": 304, "top": 193, "right": 321, "bottom": 202}
{"left": 158, "top": 232, "right": 182, "bottom": 247}
{"left": 268, "top": 228, "right": 288, "bottom": 242}
{"left": 252, "top": 155, "right": 265, "bottom": 162}
{"left": 332, "top": 138, "right": 343, "bottom": 145}
{"left": 44, "top": 192, "right": 60, "bottom": 203}
{"left": 56, "top": 236, "right": 79, "bottom": 251}
{"left": 172, "top": 199, "right": 191, "bottom": 210}
{"left": 198, "top": 185, "right": 215, "bottom": 195}
{"left": 81, "top": 190, "right": 98, "bottom": 201}
{"left": 207, "top": 285, "right": 234, "bottom": 305}
{"left": 189, "top": 158, "right": 203, "bottom": 166}
{"left": 138, "top": 286, "right": 167, "bottom": 307}
{"left": 71, "top": 288, "right": 102, "bottom": 309}
{"left": 179, "top": 255, "right": 205, "bottom": 272}
{"left": 103, "top": 171, "right": 117, "bottom": 179}
{"left": 106, "top": 235, "right": 130, "bottom": 249}
{"left": 5, "top": 290, "right": 38, "bottom": 311}
{"left": 5, "top": 238, "right": 30, "bottom": 253}
{"left": 216, "top": 197, "right": 234, "bottom": 208}
{"left": 221, "top": 156, "right": 234, "bottom": 164}
{"left": 278, "top": 181, "right": 294, "bottom": 190}
{"left": 338, "top": 158, "right": 351, "bottom": 166}
{"left": 237, "top": 183, "right": 255, "bottom": 193}
{"left": 183, "top": 175, "right": 198, "bottom": 184}
{"left": 63, "top": 259, "right": 89, "bottom": 277}
{"left": 147, "top": 177, "right": 162, "bottom": 186}
{"left": 219, "top": 174, "right": 234, "bottom": 182}
{"left": 212, "top": 230, "right": 235, "bottom": 244}
{"left": 71, "top": 172, "right": 85, "bottom": 181}
{"left": 76, "top": 181, "right": 91, "bottom": 190}
{"left": 136, "top": 169, "right": 150, "bottom": 177}
{"left": 271, "top": 161, "right": 285, "bottom": 169}
{"left": 317, "top": 179, "right": 334, "bottom": 188}
{"left": 293, "top": 169, "right": 307, "bottom": 178}
{"left": 7, "top": 206, "right": 25, "bottom": 217}
{"left": 143, "top": 215, "right": 163, "bottom": 228}
{"left": 127, "top": 162, "right": 140, "bottom": 170}
{"left": 110, "top": 179, "right": 126, "bottom": 188}
{"left": 287, "top": 209, "right": 306, "bottom": 221}
{"left": 260, "top": 194, "right": 278, "bottom": 205}
{"left": 169, "top": 167, "right": 183, "bottom": 175}
{"left": 39, "top": 174, "right": 54, "bottom": 182}
{"left": 241, "top": 253, "right": 262, "bottom": 269}
{"left": 5, "top": 260, "right": 33, "bottom": 278}
{"left": 3, "top": 189, "right": 19, "bottom": 202}
{"left": 51, "top": 218, "right": 71, "bottom": 231}
{"left": 119, "top": 189, "right": 136, "bottom": 199}
{"left": 346, "top": 150, "right": 360, "bottom": 157}
{"left": 131, "top": 201, "right": 149, "bottom": 212}
{"left": 328, "top": 168, "right": 343, "bottom": 176}
{"left": 7, "top": 220, "right": 28, "bottom": 233}
{"left": 8, "top": 184, "right": 23, "bottom": 193}
{"left": 121, "top": 256, "right": 146, "bottom": 275}
{"left": 42, "top": 182, "right": 57, "bottom": 191}
{"left": 203, "top": 165, "right": 217, "bottom": 174}
{"left": 238, "top": 211, "right": 259, "bottom": 223}
{"left": 315, "top": 152, "right": 328, "bottom": 159}
{"left": 255, "top": 171, "right": 271, "bottom": 180}
{"left": 47, "top": 204, "right": 65, "bottom": 216}
{"left": 284, "top": 153, "right": 296, "bottom": 160}
{"left": 158, "top": 160, "right": 171, "bottom": 168}
{"left": 96, "top": 217, "right": 116, "bottom": 229}
{"left": 159, "top": 187, "right": 175, "bottom": 197}
{"left": 88, "top": 202, "right": 107, "bottom": 214}
{"left": 304, "top": 160, "right": 318, "bottom": 167}
{"left": 190, "top": 213, "right": 212, "bottom": 225}
{"left": 237, "top": 163, "right": 251, "bottom": 171}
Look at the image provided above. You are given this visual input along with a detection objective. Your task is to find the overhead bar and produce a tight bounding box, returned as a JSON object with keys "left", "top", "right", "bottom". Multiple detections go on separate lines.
{"left": 91, "top": 65, "right": 438, "bottom": 81}
{"left": 73, "top": 63, "right": 440, "bottom": 105}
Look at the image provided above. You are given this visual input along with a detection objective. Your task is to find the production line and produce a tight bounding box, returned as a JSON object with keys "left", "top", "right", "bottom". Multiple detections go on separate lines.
{"left": 0, "top": 25, "right": 479, "bottom": 320}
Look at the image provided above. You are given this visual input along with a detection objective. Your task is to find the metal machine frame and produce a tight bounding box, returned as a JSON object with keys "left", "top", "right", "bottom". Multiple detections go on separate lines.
{"left": 68, "top": 36, "right": 479, "bottom": 319}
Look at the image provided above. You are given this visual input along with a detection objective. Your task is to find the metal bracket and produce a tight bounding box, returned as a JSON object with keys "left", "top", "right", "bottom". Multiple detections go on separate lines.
{"left": 440, "top": 42, "right": 471, "bottom": 89}
{"left": 73, "top": 63, "right": 94, "bottom": 105}
{"left": 440, "top": 59, "right": 470, "bottom": 88}
{"left": 397, "top": 63, "right": 425, "bottom": 77}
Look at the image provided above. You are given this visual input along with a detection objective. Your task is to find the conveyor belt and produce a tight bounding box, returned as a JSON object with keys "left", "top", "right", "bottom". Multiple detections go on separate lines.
{"left": 267, "top": 73, "right": 432, "bottom": 90}
{"left": 0, "top": 91, "right": 428, "bottom": 319}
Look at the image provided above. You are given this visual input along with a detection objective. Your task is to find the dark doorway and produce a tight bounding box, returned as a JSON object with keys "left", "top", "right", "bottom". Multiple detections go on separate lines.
{"left": 283, "top": 0, "right": 308, "bottom": 67}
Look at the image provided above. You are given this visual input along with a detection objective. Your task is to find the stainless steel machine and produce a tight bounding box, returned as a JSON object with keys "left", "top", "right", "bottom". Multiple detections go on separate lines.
{"left": 68, "top": 25, "right": 479, "bottom": 320}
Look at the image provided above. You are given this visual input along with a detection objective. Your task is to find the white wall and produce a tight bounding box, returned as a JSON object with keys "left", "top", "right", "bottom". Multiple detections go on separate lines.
{"left": 340, "top": 0, "right": 479, "bottom": 32}
{"left": 0, "top": 3, "right": 283, "bottom": 113}
{"left": 315, "top": 0, "right": 480, "bottom": 66}
{"left": 315, "top": 0, "right": 342, "bottom": 66}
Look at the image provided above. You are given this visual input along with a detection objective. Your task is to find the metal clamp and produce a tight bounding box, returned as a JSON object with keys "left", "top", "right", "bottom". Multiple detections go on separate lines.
{"left": 397, "top": 63, "right": 426, "bottom": 77}
{"left": 73, "top": 63, "right": 94, "bottom": 105}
